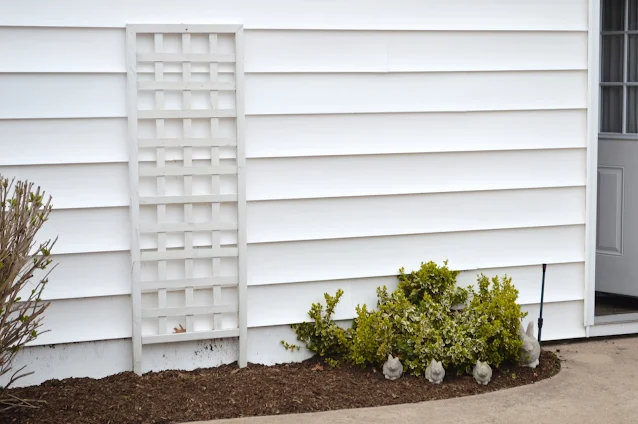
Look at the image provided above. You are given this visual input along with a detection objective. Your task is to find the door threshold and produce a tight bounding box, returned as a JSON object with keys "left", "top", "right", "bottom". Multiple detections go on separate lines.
{"left": 594, "top": 312, "right": 638, "bottom": 325}
{"left": 589, "top": 319, "right": 638, "bottom": 337}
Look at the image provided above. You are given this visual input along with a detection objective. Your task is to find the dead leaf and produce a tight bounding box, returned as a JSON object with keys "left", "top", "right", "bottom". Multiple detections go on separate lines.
{"left": 173, "top": 324, "right": 186, "bottom": 333}
{"left": 311, "top": 363, "right": 324, "bottom": 372}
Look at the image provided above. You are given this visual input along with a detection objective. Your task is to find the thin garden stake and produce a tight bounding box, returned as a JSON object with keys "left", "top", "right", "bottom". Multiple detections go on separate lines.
{"left": 537, "top": 263, "right": 547, "bottom": 344}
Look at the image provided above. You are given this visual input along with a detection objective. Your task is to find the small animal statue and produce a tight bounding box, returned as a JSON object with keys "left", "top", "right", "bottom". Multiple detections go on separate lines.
{"left": 519, "top": 321, "right": 541, "bottom": 368}
{"left": 424, "top": 359, "right": 445, "bottom": 384}
{"left": 472, "top": 360, "right": 492, "bottom": 385}
{"left": 382, "top": 354, "right": 404, "bottom": 380}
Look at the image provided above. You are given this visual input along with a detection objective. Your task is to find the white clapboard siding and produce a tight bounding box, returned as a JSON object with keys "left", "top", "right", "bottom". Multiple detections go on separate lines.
{"left": 247, "top": 149, "right": 586, "bottom": 201}
{"left": 245, "top": 71, "right": 587, "bottom": 115}
{"left": 0, "top": 110, "right": 587, "bottom": 166}
{"left": 246, "top": 110, "right": 587, "bottom": 158}
{"left": 0, "top": 74, "right": 126, "bottom": 119}
{"left": 0, "top": 339, "right": 132, "bottom": 388}
{"left": 247, "top": 262, "right": 585, "bottom": 327}
{"left": 35, "top": 186, "right": 585, "bottom": 254}
{"left": 39, "top": 252, "right": 132, "bottom": 300}
{"left": 3, "top": 149, "right": 585, "bottom": 209}
{"left": 0, "top": 27, "right": 125, "bottom": 73}
{"left": 0, "top": 28, "right": 586, "bottom": 75}
{"left": 0, "top": 119, "right": 128, "bottom": 165}
{"left": 0, "top": 0, "right": 587, "bottom": 31}
{"left": 0, "top": 163, "right": 129, "bottom": 209}
{"left": 247, "top": 225, "right": 585, "bottom": 285}
{"left": 245, "top": 30, "right": 587, "bottom": 73}
{"left": 247, "top": 187, "right": 586, "bottom": 243}
{"left": 41, "top": 208, "right": 130, "bottom": 254}
{"left": 29, "top": 295, "right": 131, "bottom": 346}
{"left": 41, "top": 207, "right": 239, "bottom": 255}
{"left": 0, "top": 71, "right": 586, "bottom": 120}
{"left": 521, "top": 300, "right": 586, "bottom": 340}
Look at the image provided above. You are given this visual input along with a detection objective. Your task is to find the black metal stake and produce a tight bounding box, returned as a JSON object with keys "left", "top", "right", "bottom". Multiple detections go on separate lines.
{"left": 538, "top": 263, "right": 547, "bottom": 344}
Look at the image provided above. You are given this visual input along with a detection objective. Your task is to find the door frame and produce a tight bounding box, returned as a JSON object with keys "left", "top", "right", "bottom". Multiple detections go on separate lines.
{"left": 584, "top": 0, "right": 638, "bottom": 334}
{"left": 584, "top": 0, "right": 601, "bottom": 331}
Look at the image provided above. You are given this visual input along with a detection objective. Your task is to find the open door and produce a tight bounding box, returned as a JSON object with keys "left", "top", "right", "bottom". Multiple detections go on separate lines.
{"left": 596, "top": 0, "right": 638, "bottom": 300}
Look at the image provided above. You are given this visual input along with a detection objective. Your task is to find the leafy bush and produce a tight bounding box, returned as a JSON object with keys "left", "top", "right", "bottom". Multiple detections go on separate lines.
{"left": 0, "top": 177, "right": 56, "bottom": 389}
{"left": 288, "top": 289, "right": 351, "bottom": 367}
{"left": 283, "top": 260, "right": 527, "bottom": 375}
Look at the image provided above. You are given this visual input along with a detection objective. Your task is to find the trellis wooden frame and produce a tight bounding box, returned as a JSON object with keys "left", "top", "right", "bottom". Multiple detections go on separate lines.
{"left": 126, "top": 23, "right": 247, "bottom": 374}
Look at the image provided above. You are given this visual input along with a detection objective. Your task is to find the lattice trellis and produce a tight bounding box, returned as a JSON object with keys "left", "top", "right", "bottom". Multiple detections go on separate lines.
{"left": 125, "top": 24, "right": 247, "bottom": 374}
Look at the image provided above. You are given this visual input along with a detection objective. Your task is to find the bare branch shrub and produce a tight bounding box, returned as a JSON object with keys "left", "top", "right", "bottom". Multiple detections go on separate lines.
{"left": 0, "top": 176, "right": 56, "bottom": 390}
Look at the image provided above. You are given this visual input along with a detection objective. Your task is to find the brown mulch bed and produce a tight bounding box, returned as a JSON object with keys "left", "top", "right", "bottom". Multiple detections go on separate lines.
{"left": 1, "top": 350, "right": 561, "bottom": 424}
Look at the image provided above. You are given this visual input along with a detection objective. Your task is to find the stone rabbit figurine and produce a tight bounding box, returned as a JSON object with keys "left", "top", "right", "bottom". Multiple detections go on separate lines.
{"left": 519, "top": 321, "right": 541, "bottom": 368}
{"left": 382, "top": 354, "right": 403, "bottom": 380}
{"left": 472, "top": 360, "right": 492, "bottom": 385}
{"left": 424, "top": 359, "right": 445, "bottom": 384}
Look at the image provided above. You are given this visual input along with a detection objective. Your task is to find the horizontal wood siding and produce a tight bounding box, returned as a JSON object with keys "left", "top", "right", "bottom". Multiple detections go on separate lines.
{"left": 247, "top": 263, "right": 585, "bottom": 327}
{"left": 0, "top": 0, "right": 589, "bottom": 355}
{"left": 0, "top": 0, "right": 587, "bottom": 30}
{"left": 0, "top": 72, "right": 587, "bottom": 119}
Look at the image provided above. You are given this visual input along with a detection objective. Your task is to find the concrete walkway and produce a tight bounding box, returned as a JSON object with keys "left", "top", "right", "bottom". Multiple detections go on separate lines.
{"left": 188, "top": 337, "right": 638, "bottom": 424}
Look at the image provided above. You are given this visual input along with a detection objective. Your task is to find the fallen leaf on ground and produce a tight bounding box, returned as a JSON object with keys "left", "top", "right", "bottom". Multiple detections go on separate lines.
{"left": 311, "top": 364, "right": 324, "bottom": 371}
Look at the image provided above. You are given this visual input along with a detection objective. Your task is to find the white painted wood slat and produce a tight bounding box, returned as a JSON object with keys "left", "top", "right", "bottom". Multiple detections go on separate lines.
{"left": 138, "top": 137, "right": 237, "bottom": 148}
{"left": 129, "top": 24, "right": 242, "bottom": 34}
{"left": 142, "top": 328, "right": 239, "bottom": 345}
{"left": 139, "top": 165, "right": 238, "bottom": 176}
{"left": 141, "top": 276, "right": 237, "bottom": 292}
{"left": 141, "top": 247, "right": 238, "bottom": 261}
{"left": 137, "top": 109, "right": 237, "bottom": 119}
{"left": 138, "top": 53, "right": 236, "bottom": 63}
{"left": 140, "top": 222, "right": 237, "bottom": 233}
{"left": 139, "top": 194, "right": 238, "bottom": 205}
{"left": 138, "top": 81, "right": 236, "bottom": 91}
{"left": 142, "top": 304, "right": 237, "bottom": 318}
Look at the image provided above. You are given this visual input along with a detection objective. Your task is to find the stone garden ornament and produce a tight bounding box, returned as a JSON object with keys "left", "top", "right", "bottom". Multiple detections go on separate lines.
{"left": 519, "top": 321, "right": 541, "bottom": 368}
{"left": 424, "top": 359, "right": 445, "bottom": 384}
{"left": 382, "top": 354, "right": 403, "bottom": 380}
{"left": 472, "top": 360, "right": 492, "bottom": 385}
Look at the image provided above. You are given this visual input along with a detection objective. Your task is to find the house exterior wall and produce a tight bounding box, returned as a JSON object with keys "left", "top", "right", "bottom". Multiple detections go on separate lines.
{"left": 0, "top": 0, "right": 589, "bottom": 387}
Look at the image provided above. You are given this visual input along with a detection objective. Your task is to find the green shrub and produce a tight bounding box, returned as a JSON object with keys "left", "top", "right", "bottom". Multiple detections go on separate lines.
{"left": 464, "top": 274, "right": 527, "bottom": 367}
{"left": 288, "top": 289, "right": 351, "bottom": 366}
{"left": 282, "top": 260, "right": 528, "bottom": 375}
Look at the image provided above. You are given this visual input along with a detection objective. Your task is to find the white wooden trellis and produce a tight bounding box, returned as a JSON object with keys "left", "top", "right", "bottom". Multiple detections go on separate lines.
{"left": 125, "top": 24, "right": 247, "bottom": 374}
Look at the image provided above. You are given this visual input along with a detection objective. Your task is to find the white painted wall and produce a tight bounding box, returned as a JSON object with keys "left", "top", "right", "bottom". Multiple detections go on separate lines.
{"left": 0, "top": 0, "right": 589, "bottom": 387}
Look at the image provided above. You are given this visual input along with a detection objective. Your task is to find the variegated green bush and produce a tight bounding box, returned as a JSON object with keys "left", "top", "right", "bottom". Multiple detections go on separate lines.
{"left": 283, "top": 260, "right": 527, "bottom": 375}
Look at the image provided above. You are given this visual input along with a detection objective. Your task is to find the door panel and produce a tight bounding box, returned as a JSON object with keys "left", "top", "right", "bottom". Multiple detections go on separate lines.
{"left": 596, "top": 139, "right": 638, "bottom": 296}
{"left": 597, "top": 166, "right": 623, "bottom": 256}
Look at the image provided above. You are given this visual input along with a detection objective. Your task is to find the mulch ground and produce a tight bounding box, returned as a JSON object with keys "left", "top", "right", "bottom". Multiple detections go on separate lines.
{"left": 1, "top": 349, "right": 561, "bottom": 424}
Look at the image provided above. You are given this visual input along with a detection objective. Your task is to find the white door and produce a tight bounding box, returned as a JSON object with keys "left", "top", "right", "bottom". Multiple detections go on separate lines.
{"left": 596, "top": 0, "right": 638, "bottom": 297}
